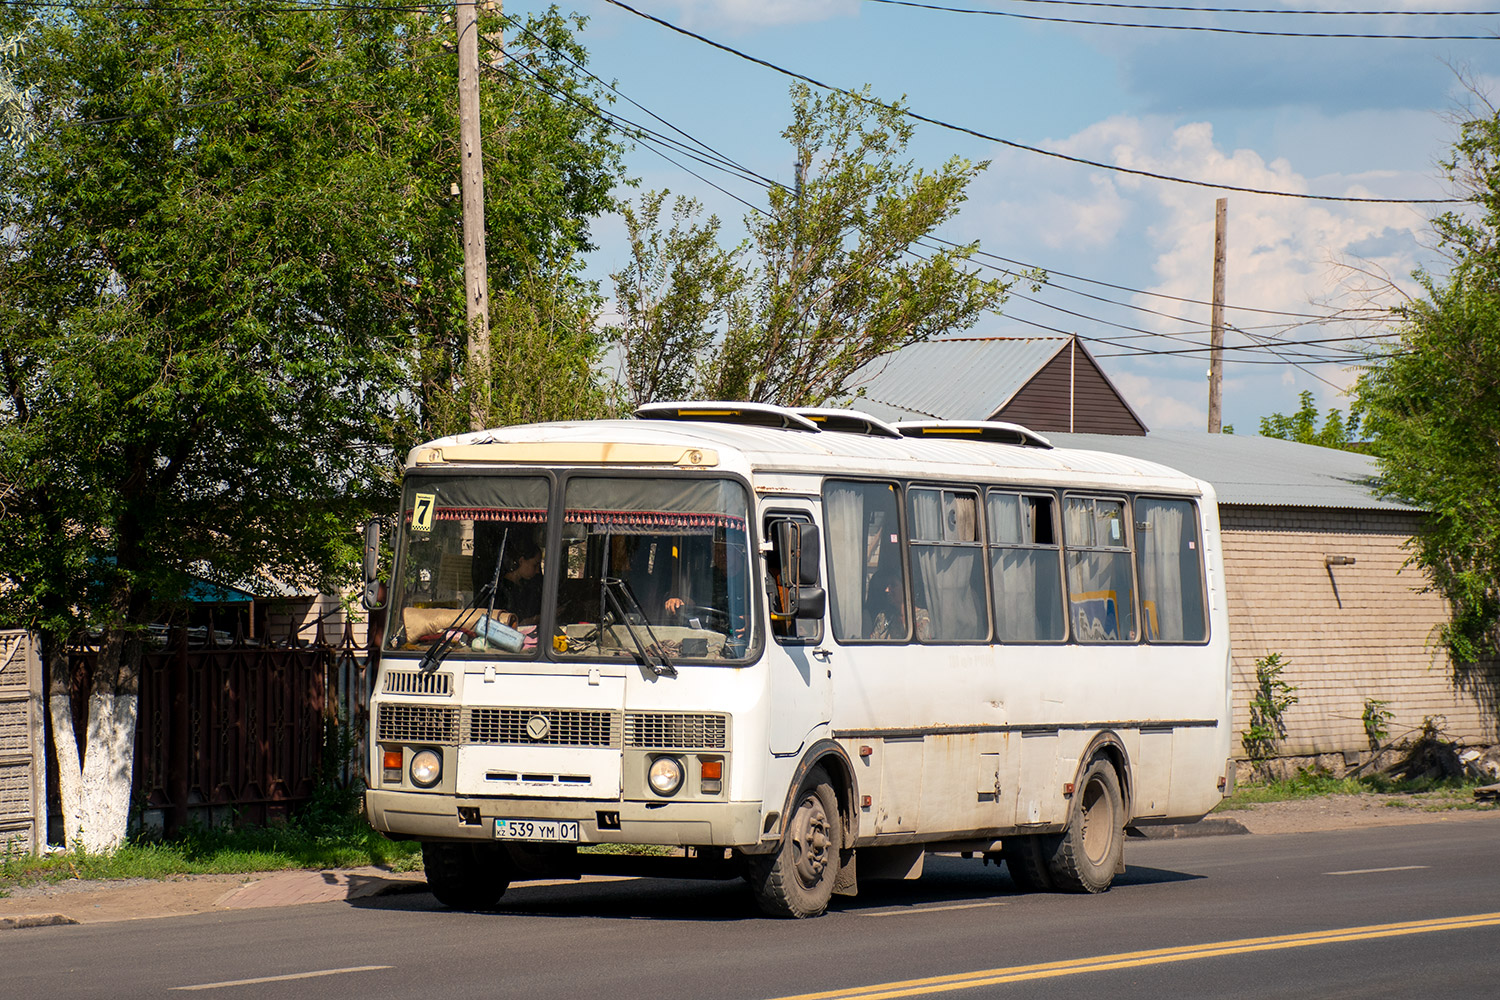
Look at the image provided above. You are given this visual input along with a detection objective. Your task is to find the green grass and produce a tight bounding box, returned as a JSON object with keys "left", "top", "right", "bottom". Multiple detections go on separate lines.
{"left": 577, "top": 843, "right": 674, "bottom": 856}
{"left": 0, "top": 797, "right": 422, "bottom": 889}
{"left": 1215, "top": 767, "right": 1496, "bottom": 812}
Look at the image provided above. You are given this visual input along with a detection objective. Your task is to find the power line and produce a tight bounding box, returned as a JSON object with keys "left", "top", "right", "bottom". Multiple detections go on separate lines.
{"left": 601, "top": 0, "right": 1465, "bottom": 205}
{"left": 498, "top": 12, "right": 1408, "bottom": 368}
{"left": 925, "top": 236, "right": 1394, "bottom": 319}
{"left": 862, "top": 0, "right": 1500, "bottom": 39}
{"left": 3, "top": 1, "right": 449, "bottom": 12}
{"left": 957, "top": 1, "right": 1500, "bottom": 14}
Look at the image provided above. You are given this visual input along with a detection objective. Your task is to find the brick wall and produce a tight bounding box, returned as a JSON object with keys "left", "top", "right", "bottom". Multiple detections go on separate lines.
{"left": 1220, "top": 505, "right": 1499, "bottom": 758}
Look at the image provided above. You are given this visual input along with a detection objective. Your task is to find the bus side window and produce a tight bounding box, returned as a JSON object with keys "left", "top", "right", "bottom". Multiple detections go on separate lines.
{"left": 1135, "top": 498, "right": 1208, "bottom": 643}
{"left": 908, "top": 487, "right": 988, "bottom": 642}
{"left": 987, "top": 491, "right": 1066, "bottom": 642}
{"left": 824, "top": 480, "right": 909, "bottom": 642}
{"left": 1063, "top": 496, "right": 1138, "bottom": 643}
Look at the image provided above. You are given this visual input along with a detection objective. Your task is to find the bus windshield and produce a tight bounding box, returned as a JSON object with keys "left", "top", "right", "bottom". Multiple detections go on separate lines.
{"left": 554, "top": 477, "right": 754, "bottom": 662}
{"left": 385, "top": 474, "right": 755, "bottom": 663}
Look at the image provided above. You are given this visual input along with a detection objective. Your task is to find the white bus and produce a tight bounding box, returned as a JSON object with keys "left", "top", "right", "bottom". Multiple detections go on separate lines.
{"left": 362, "top": 402, "right": 1233, "bottom": 918}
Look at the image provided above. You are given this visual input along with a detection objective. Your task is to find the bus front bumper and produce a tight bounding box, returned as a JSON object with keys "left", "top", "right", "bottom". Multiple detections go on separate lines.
{"left": 365, "top": 788, "right": 766, "bottom": 848}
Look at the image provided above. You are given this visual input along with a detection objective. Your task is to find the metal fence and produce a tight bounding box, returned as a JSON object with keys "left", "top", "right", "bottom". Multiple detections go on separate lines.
{"left": 0, "top": 631, "right": 45, "bottom": 855}
{"left": 65, "top": 620, "right": 370, "bottom": 837}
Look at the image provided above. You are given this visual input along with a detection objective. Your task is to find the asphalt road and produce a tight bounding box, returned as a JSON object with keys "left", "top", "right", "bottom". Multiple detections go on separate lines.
{"left": 6, "top": 817, "right": 1498, "bottom": 1000}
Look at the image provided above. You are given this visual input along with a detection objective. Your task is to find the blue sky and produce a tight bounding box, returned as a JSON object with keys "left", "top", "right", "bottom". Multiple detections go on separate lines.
{"left": 511, "top": 1, "right": 1500, "bottom": 432}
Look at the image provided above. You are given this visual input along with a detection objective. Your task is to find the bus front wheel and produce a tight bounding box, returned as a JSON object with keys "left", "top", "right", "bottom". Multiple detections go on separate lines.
{"left": 749, "top": 768, "right": 842, "bottom": 918}
{"left": 1047, "top": 757, "right": 1125, "bottom": 893}
{"left": 422, "top": 842, "right": 513, "bottom": 911}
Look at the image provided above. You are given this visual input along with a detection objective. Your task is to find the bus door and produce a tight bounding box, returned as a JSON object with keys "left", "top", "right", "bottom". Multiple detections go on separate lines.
{"left": 763, "top": 503, "right": 832, "bottom": 756}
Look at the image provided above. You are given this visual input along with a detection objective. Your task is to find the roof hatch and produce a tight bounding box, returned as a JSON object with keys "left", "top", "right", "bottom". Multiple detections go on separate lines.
{"left": 892, "top": 420, "right": 1053, "bottom": 449}
{"left": 634, "top": 401, "right": 820, "bottom": 432}
{"left": 793, "top": 408, "right": 903, "bottom": 438}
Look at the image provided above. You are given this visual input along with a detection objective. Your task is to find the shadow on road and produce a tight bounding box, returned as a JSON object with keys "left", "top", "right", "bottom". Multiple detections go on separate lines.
{"left": 350, "top": 854, "right": 1204, "bottom": 921}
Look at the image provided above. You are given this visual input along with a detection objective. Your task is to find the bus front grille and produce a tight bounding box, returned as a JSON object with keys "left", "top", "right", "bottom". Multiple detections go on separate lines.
{"left": 382, "top": 670, "right": 453, "bottom": 697}
{"left": 377, "top": 703, "right": 460, "bottom": 744}
{"left": 625, "top": 712, "right": 727, "bottom": 750}
{"left": 465, "top": 708, "right": 619, "bottom": 748}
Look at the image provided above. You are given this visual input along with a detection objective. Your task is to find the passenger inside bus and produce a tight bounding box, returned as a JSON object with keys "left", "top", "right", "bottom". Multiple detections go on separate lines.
{"left": 494, "top": 533, "right": 544, "bottom": 625}
{"left": 864, "top": 542, "right": 907, "bottom": 640}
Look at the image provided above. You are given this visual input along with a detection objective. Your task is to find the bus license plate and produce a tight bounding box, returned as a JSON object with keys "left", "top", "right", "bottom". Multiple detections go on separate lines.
{"left": 495, "top": 818, "right": 580, "bottom": 843}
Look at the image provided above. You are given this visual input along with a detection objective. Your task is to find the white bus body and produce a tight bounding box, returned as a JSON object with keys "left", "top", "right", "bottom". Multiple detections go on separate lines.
{"left": 363, "top": 404, "right": 1233, "bottom": 917}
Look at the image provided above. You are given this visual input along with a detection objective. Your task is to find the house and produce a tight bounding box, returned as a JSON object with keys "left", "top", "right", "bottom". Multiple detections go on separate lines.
{"left": 841, "top": 335, "right": 1147, "bottom": 435}
{"left": 1050, "top": 432, "right": 1499, "bottom": 767}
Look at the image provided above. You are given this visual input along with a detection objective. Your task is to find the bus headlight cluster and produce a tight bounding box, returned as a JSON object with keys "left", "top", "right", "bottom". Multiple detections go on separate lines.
{"left": 648, "top": 756, "right": 685, "bottom": 796}
{"left": 409, "top": 748, "right": 442, "bottom": 788}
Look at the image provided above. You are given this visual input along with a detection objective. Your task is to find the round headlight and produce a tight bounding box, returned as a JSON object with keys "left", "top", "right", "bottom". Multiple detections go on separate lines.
{"left": 409, "top": 748, "right": 442, "bottom": 787}
{"left": 647, "top": 756, "right": 684, "bottom": 796}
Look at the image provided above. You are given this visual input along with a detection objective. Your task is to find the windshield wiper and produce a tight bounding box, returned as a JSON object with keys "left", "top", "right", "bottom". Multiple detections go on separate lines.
{"left": 600, "top": 577, "right": 676, "bottom": 678}
{"left": 418, "top": 530, "right": 509, "bottom": 674}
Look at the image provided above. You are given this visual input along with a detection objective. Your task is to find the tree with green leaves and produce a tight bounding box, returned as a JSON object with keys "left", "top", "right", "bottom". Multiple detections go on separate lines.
{"left": 0, "top": 2, "right": 622, "bottom": 852}
{"left": 608, "top": 84, "right": 1020, "bottom": 409}
{"left": 1258, "top": 390, "right": 1365, "bottom": 451}
{"left": 1357, "top": 101, "right": 1500, "bottom": 666}
{"left": 1, "top": 27, "right": 34, "bottom": 148}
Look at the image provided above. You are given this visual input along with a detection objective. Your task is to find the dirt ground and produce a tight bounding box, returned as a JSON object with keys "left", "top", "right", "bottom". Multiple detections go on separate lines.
{"left": 1216, "top": 789, "right": 1499, "bottom": 835}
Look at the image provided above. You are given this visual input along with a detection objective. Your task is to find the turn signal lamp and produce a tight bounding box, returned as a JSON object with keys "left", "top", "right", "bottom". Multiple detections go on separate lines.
{"left": 382, "top": 748, "right": 403, "bottom": 784}
{"left": 699, "top": 758, "right": 723, "bottom": 795}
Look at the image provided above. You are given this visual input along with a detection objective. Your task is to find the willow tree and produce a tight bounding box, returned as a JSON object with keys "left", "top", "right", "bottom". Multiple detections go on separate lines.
{"left": 0, "top": 2, "right": 622, "bottom": 851}
{"left": 609, "top": 84, "right": 1018, "bottom": 409}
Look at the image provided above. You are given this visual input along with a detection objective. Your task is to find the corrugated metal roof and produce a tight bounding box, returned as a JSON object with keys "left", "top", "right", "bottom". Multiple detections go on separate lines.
{"left": 1047, "top": 432, "right": 1414, "bottom": 511}
{"left": 840, "top": 337, "right": 1069, "bottom": 421}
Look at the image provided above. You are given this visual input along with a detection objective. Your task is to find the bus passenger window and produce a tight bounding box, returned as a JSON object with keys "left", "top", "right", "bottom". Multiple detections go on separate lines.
{"left": 908, "top": 488, "right": 988, "bottom": 642}
{"left": 987, "top": 491, "right": 1065, "bottom": 642}
{"left": 824, "top": 480, "right": 908, "bottom": 642}
{"left": 1135, "top": 498, "right": 1208, "bottom": 643}
{"left": 1063, "top": 496, "right": 1137, "bottom": 643}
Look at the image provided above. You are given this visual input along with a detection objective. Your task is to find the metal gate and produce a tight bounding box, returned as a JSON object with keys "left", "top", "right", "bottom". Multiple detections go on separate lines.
{"left": 0, "top": 631, "right": 45, "bottom": 856}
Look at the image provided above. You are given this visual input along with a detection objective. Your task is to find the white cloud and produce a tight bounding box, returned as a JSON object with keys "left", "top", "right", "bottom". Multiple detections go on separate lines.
{"left": 1111, "top": 372, "right": 1204, "bottom": 431}
{"left": 955, "top": 110, "right": 1445, "bottom": 429}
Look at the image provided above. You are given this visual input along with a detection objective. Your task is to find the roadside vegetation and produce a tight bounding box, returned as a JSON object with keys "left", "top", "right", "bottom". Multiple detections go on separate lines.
{"left": 0, "top": 782, "right": 423, "bottom": 892}
{"left": 1216, "top": 768, "right": 1499, "bottom": 813}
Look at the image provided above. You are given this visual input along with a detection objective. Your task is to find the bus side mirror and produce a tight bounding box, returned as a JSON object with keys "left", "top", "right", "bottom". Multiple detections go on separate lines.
{"left": 362, "top": 518, "right": 384, "bottom": 610}
{"left": 769, "top": 519, "right": 825, "bottom": 622}
{"left": 796, "top": 523, "right": 821, "bottom": 586}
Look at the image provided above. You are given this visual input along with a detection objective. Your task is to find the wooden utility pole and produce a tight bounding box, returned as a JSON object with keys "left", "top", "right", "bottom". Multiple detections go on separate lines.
{"left": 458, "top": 1, "right": 491, "bottom": 432}
{"left": 1207, "top": 197, "right": 1228, "bottom": 433}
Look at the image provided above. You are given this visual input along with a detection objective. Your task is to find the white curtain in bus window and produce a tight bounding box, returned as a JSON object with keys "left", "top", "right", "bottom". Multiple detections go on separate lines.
{"left": 824, "top": 481, "right": 907, "bottom": 642}
{"left": 1063, "top": 496, "right": 1137, "bottom": 642}
{"left": 908, "top": 488, "right": 987, "bottom": 642}
{"left": 1135, "top": 498, "right": 1208, "bottom": 642}
{"left": 987, "top": 492, "right": 1065, "bottom": 642}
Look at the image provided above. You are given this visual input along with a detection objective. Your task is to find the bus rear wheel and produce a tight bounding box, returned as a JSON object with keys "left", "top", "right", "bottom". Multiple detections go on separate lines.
{"left": 422, "top": 842, "right": 513, "bottom": 911}
{"left": 1047, "top": 757, "right": 1125, "bottom": 894}
{"left": 999, "top": 834, "right": 1054, "bottom": 892}
{"left": 749, "top": 768, "right": 842, "bottom": 918}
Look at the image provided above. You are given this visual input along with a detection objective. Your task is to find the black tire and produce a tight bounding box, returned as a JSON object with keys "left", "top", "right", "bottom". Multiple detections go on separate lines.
{"left": 999, "top": 834, "right": 1055, "bottom": 892}
{"left": 1046, "top": 757, "right": 1125, "bottom": 894}
{"left": 748, "top": 768, "right": 842, "bottom": 918}
{"left": 422, "top": 842, "right": 513, "bottom": 911}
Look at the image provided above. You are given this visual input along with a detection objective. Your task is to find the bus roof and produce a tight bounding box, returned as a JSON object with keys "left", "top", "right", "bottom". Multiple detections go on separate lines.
{"left": 406, "top": 406, "right": 1207, "bottom": 496}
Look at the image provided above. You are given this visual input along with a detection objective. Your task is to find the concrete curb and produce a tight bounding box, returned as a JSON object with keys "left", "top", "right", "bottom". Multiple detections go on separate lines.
{"left": 1128, "top": 818, "right": 1252, "bottom": 839}
{"left": 1, "top": 913, "right": 80, "bottom": 930}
